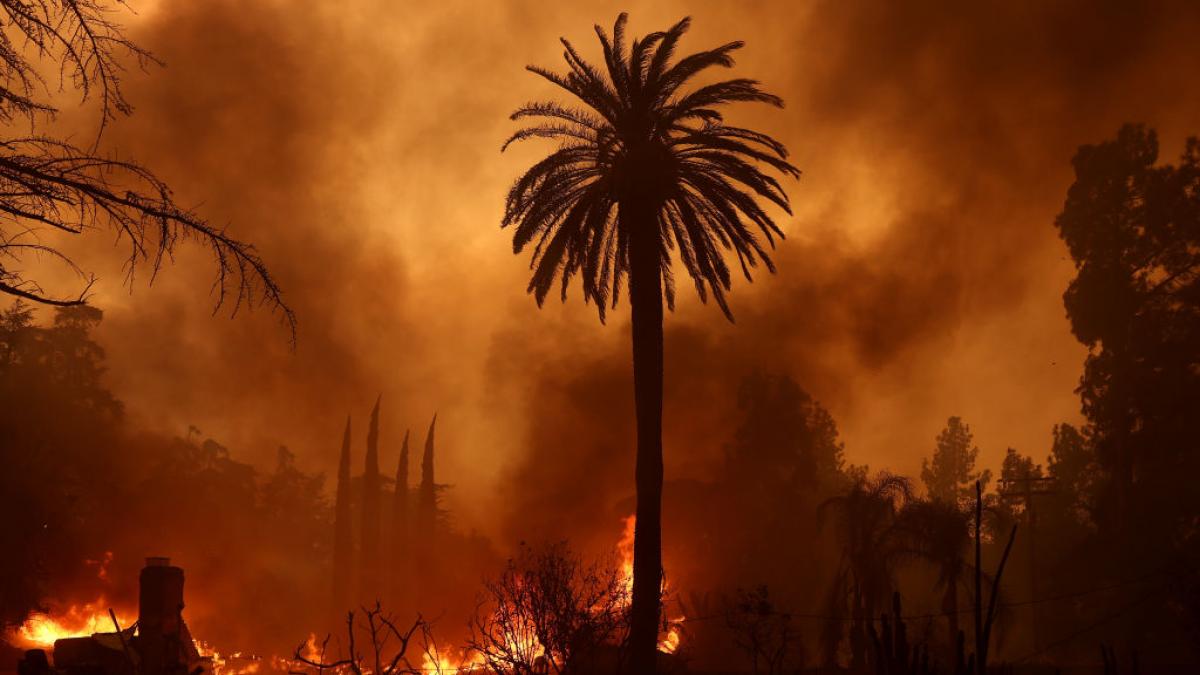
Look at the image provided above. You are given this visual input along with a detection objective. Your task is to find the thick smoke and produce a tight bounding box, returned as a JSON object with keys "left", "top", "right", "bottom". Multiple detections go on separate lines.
{"left": 488, "top": 0, "right": 1200, "bottom": 545}
{"left": 38, "top": 0, "right": 1200, "bottom": 550}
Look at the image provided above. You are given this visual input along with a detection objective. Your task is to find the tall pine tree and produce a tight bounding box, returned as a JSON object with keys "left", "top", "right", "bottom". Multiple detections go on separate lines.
{"left": 921, "top": 416, "right": 992, "bottom": 507}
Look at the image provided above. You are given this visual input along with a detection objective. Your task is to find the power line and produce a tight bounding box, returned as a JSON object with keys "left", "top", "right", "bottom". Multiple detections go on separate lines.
{"left": 1011, "top": 582, "right": 1173, "bottom": 664}
{"left": 676, "top": 567, "right": 1169, "bottom": 624}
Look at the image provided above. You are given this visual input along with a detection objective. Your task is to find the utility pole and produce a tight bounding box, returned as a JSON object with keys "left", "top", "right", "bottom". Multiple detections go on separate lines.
{"left": 998, "top": 474, "right": 1056, "bottom": 656}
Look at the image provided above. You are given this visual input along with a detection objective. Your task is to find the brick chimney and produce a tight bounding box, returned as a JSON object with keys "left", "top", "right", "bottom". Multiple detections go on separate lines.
{"left": 137, "top": 557, "right": 186, "bottom": 675}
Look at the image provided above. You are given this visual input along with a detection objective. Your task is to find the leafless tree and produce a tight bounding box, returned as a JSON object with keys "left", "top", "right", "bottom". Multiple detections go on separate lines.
{"left": 289, "top": 603, "right": 432, "bottom": 675}
{"left": 466, "top": 542, "right": 629, "bottom": 675}
{"left": 0, "top": 1, "right": 292, "bottom": 336}
{"left": 723, "top": 586, "right": 802, "bottom": 675}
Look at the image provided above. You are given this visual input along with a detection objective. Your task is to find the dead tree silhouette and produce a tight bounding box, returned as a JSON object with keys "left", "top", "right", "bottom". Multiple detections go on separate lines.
{"left": 0, "top": 0, "right": 291, "bottom": 334}
{"left": 973, "top": 481, "right": 1017, "bottom": 675}
{"left": 291, "top": 603, "right": 433, "bottom": 675}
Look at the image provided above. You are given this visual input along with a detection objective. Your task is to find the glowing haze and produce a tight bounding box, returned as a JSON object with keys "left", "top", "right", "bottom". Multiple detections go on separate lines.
{"left": 36, "top": 0, "right": 1200, "bottom": 543}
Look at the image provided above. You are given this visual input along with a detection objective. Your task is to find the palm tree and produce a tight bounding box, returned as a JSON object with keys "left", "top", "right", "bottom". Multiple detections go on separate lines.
{"left": 894, "top": 498, "right": 972, "bottom": 663}
{"left": 817, "top": 473, "right": 911, "bottom": 669}
{"left": 502, "top": 13, "right": 798, "bottom": 671}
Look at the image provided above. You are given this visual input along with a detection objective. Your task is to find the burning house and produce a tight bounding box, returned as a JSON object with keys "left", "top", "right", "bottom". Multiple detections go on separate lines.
{"left": 17, "top": 558, "right": 207, "bottom": 675}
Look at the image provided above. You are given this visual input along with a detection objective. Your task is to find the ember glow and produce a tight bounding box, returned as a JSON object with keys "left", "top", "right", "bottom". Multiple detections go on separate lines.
{"left": 659, "top": 622, "right": 683, "bottom": 655}
{"left": 196, "top": 641, "right": 267, "bottom": 675}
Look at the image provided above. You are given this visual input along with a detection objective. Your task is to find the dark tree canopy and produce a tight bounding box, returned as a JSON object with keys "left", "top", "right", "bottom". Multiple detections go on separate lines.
{"left": 1056, "top": 124, "right": 1200, "bottom": 534}
{"left": 817, "top": 472, "right": 912, "bottom": 670}
{"left": 502, "top": 13, "right": 799, "bottom": 321}
{"left": 999, "top": 447, "right": 1042, "bottom": 484}
{"left": 921, "top": 416, "right": 992, "bottom": 506}
{"left": 0, "top": 0, "right": 292, "bottom": 336}
{"left": 724, "top": 372, "right": 846, "bottom": 490}
{"left": 0, "top": 302, "right": 323, "bottom": 630}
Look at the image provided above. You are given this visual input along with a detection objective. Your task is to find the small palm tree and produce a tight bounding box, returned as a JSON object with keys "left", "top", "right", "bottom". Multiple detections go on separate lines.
{"left": 894, "top": 498, "right": 972, "bottom": 662}
{"left": 817, "top": 473, "right": 911, "bottom": 669}
{"left": 502, "top": 13, "right": 798, "bottom": 672}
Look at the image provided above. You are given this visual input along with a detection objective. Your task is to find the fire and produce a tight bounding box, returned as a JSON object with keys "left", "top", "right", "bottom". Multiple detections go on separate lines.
{"left": 615, "top": 515, "right": 686, "bottom": 655}
{"left": 5, "top": 598, "right": 135, "bottom": 649}
{"left": 196, "top": 641, "right": 267, "bottom": 675}
{"left": 6, "top": 551, "right": 133, "bottom": 650}
{"left": 420, "top": 645, "right": 484, "bottom": 674}
{"left": 617, "top": 514, "right": 636, "bottom": 597}
{"left": 659, "top": 618, "right": 684, "bottom": 655}
{"left": 6, "top": 555, "right": 323, "bottom": 675}
{"left": 299, "top": 633, "right": 322, "bottom": 662}
{"left": 276, "top": 632, "right": 355, "bottom": 675}
{"left": 8, "top": 531, "right": 684, "bottom": 674}
{"left": 85, "top": 551, "right": 115, "bottom": 583}
{"left": 7, "top": 603, "right": 256, "bottom": 675}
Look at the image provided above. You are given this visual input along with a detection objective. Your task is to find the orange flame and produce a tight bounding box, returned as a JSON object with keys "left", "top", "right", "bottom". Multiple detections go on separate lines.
{"left": 659, "top": 618, "right": 684, "bottom": 654}
{"left": 420, "top": 645, "right": 485, "bottom": 674}
{"left": 615, "top": 515, "right": 685, "bottom": 654}
{"left": 197, "top": 640, "right": 271, "bottom": 675}
{"left": 85, "top": 551, "right": 115, "bottom": 583}
{"left": 617, "top": 514, "right": 636, "bottom": 598}
{"left": 5, "top": 598, "right": 135, "bottom": 649}
{"left": 4, "top": 552, "right": 133, "bottom": 650}
{"left": 7, "top": 555, "right": 305, "bottom": 675}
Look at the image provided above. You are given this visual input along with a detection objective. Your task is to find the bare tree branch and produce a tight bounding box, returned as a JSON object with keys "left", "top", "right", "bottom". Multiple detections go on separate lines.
{"left": 0, "top": 1, "right": 295, "bottom": 342}
{"left": 290, "top": 604, "right": 430, "bottom": 675}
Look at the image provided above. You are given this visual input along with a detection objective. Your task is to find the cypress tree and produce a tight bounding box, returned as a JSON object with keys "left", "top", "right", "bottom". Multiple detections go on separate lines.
{"left": 360, "top": 396, "right": 382, "bottom": 600}
{"left": 390, "top": 429, "right": 410, "bottom": 604}
{"left": 414, "top": 413, "right": 438, "bottom": 600}
{"left": 419, "top": 413, "right": 437, "bottom": 522}
{"left": 331, "top": 416, "right": 353, "bottom": 615}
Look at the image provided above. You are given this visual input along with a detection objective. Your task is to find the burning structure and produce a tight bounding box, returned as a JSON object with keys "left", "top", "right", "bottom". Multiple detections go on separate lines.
{"left": 17, "top": 558, "right": 205, "bottom": 675}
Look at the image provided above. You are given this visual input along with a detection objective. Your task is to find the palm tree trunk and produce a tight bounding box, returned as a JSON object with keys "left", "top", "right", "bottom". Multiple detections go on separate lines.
{"left": 626, "top": 198, "right": 664, "bottom": 675}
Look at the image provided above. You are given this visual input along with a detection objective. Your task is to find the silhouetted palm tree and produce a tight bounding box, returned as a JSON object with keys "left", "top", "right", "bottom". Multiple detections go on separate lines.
{"left": 502, "top": 14, "right": 798, "bottom": 671}
{"left": 895, "top": 498, "right": 972, "bottom": 662}
{"left": 817, "top": 473, "right": 911, "bottom": 669}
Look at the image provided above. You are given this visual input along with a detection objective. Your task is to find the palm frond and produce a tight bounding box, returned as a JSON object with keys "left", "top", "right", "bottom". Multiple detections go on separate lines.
{"left": 503, "top": 14, "right": 797, "bottom": 321}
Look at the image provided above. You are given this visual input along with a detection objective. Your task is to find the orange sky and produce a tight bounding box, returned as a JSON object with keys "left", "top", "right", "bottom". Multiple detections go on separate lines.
{"left": 34, "top": 1, "right": 1200, "bottom": 542}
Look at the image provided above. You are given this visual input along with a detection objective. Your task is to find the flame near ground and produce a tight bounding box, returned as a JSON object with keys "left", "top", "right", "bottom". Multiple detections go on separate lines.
{"left": 617, "top": 515, "right": 684, "bottom": 655}
{"left": 4, "top": 519, "right": 682, "bottom": 673}
{"left": 7, "top": 600, "right": 136, "bottom": 651}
